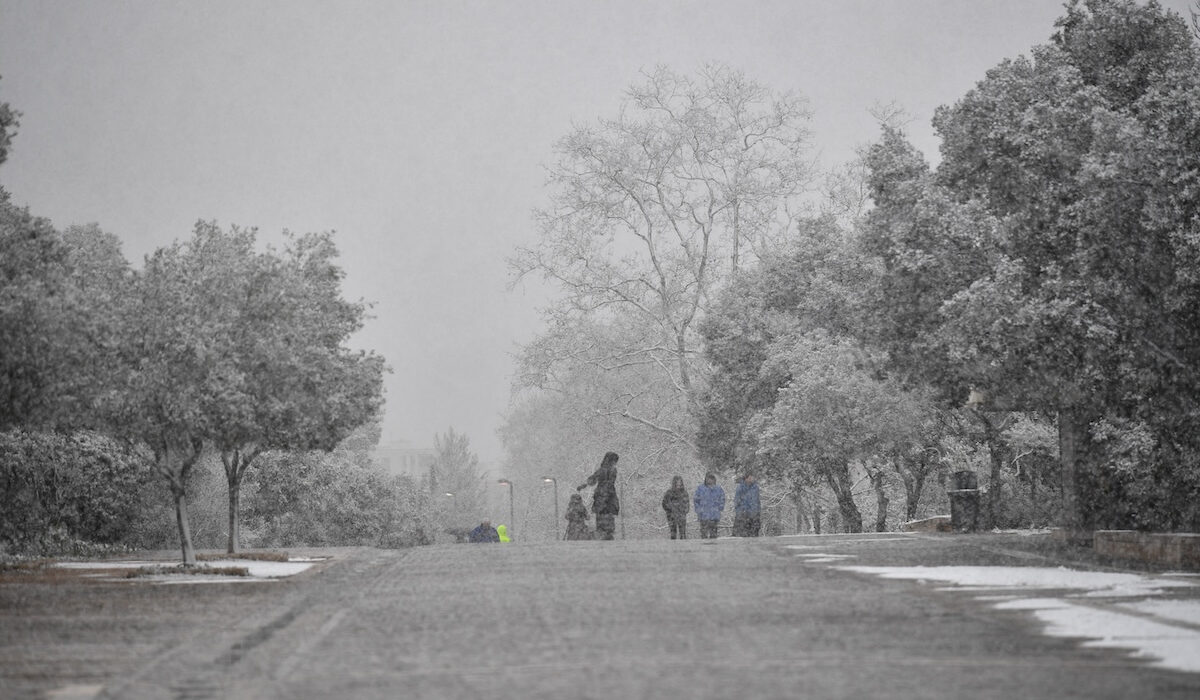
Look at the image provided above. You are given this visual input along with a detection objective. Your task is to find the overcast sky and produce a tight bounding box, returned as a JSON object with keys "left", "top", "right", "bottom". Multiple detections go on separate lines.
{"left": 2, "top": 0, "right": 1194, "bottom": 466}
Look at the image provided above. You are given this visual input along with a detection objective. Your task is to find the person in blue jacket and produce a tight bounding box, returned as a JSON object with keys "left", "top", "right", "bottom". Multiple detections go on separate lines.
{"left": 468, "top": 520, "right": 500, "bottom": 543}
{"left": 733, "top": 473, "right": 761, "bottom": 537}
{"left": 693, "top": 473, "right": 725, "bottom": 539}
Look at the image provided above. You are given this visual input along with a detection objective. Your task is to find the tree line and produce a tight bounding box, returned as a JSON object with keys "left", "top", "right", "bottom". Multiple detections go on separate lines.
{"left": 501, "top": 0, "right": 1200, "bottom": 535}
{"left": 0, "top": 85, "right": 389, "bottom": 562}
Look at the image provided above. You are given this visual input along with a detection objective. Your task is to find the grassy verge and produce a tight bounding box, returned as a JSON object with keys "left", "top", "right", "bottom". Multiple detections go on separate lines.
{"left": 124, "top": 564, "right": 251, "bottom": 578}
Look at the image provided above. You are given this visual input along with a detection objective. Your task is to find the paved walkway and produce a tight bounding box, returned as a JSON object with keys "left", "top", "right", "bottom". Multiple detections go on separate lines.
{"left": 3, "top": 535, "right": 1200, "bottom": 699}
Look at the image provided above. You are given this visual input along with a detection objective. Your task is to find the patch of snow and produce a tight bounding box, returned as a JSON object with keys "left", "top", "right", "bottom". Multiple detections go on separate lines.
{"left": 791, "top": 552, "right": 857, "bottom": 563}
{"left": 51, "top": 558, "right": 316, "bottom": 582}
{"left": 994, "top": 597, "right": 1072, "bottom": 611}
{"left": 991, "top": 528, "right": 1054, "bottom": 536}
{"left": 994, "top": 598, "right": 1200, "bottom": 673}
{"left": 837, "top": 565, "right": 1200, "bottom": 674}
{"left": 1119, "top": 599, "right": 1200, "bottom": 628}
{"left": 837, "top": 565, "right": 1194, "bottom": 597}
{"left": 53, "top": 561, "right": 157, "bottom": 569}
{"left": 199, "top": 559, "right": 315, "bottom": 578}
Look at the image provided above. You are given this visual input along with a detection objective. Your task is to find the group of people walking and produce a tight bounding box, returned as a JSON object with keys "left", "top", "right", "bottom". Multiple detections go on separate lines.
{"left": 662, "top": 471, "right": 760, "bottom": 539}
{"left": 564, "top": 451, "right": 761, "bottom": 541}
{"left": 467, "top": 452, "right": 762, "bottom": 543}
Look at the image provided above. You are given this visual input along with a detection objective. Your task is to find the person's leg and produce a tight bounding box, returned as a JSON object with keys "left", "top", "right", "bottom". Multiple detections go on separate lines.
{"left": 750, "top": 515, "right": 761, "bottom": 537}
{"left": 597, "top": 514, "right": 615, "bottom": 540}
{"left": 679, "top": 520, "right": 687, "bottom": 539}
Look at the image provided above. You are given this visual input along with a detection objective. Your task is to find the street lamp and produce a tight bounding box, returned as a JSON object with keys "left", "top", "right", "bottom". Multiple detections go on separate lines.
{"left": 497, "top": 479, "right": 514, "bottom": 538}
{"left": 543, "top": 477, "right": 559, "bottom": 540}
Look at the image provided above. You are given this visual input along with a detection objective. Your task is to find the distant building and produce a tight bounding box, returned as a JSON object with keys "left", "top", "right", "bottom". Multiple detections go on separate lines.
{"left": 374, "top": 440, "right": 435, "bottom": 479}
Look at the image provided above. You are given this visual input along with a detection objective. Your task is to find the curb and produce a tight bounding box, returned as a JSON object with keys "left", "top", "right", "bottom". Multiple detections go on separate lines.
{"left": 1091, "top": 530, "right": 1200, "bottom": 568}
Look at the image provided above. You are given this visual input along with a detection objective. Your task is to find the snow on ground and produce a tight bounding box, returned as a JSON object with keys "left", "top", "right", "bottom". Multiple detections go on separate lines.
{"left": 994, "top": 598, "right": 1200, "bottom": 673}
{"left": 52, "top": 557, "right": 321, "bottom": 583}
{"left": 1119, "top": 598, "right": 1200, "bottom": 627}
{"left": 837, "top": 565, "right": 1195, "bottom": 597}
{"left": 803, "top": 557, "right": 1200, "bottom": 674}
{"left": 786, "top": 549, "right": 858, "bottom": 563}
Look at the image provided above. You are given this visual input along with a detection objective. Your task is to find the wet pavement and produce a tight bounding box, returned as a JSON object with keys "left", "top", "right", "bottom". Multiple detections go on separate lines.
{"left": 2, "top": 535, "right": 1199, "bottom": 699}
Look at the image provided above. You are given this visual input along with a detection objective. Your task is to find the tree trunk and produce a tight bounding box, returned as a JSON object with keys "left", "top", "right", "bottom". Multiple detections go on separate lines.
{"left": 174, "top": 487, "right": 196, "bottom": 566}
{"left": 790, "top": 481, "right": 809, "bottom": 533}
{"left": 227, "top": 475, "right": 241, "bottom": 555}
{"left": 824, "top": 462, "right": 863, "bottom": 533}
{"left": 162, "top": 438, "right": 203, "bottom": 567}
{"left": 973, "top": 411, "right": 1008, "bottom": 529}
{"left": 870, "top": 469, "right": 889, "bottom": 532}
{"left": 223, "top": 448, "right": 261, "bottom": 554}
{"left": 893, "top": 451, "right": 927, "bottom": 523}
{"left": 835, "top": 492, "right": 862, "bottom": 533}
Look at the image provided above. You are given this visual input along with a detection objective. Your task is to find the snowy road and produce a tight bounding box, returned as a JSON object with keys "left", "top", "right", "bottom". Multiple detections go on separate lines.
{"left": 4, "top": 535, "right": 1200, "bottom": 699}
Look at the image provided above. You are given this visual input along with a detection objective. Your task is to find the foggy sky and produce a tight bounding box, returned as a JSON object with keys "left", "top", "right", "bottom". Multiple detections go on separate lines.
{"left": 2, "top": 0, "right": 1193, "bottom": 466}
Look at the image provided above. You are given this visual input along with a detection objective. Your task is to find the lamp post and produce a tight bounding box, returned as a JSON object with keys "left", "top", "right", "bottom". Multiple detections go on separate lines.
{"left": 497, "top": 479, "right": 514, "bottom": 538}
{"left": 543, "top": 477, "right": 559, "bottom": 540}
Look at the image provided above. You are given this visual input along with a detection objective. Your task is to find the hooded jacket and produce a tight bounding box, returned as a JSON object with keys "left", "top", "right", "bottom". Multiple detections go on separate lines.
{"left": 693, "top": 483, "right": 726, "bottom": 521}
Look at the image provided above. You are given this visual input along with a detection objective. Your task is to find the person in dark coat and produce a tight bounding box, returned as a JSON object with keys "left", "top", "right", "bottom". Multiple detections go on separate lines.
{"left": 578, "top": 451, "right": 620, "bottom": 540}
{"left": 733, "top": 473, "right": 762, "bottom": 537}
{"left": 693, "top": 472, "right": 726, "bottom": 539}
{"left": 468, "top": 520, "right": 500, "bottom": 543}
{"left": 565, "top": 493, "right": 592, "bottom": 540}
{"left": 661, "top": 475, "right": 690, "bottom": 539}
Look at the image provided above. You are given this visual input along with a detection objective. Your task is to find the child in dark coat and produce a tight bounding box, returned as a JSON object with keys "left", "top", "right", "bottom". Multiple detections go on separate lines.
{"left": 565, "top": 493, "right": 592, "bottom": 540}
{"left": 661, "top": 475, "right": 690, "bottom": 539}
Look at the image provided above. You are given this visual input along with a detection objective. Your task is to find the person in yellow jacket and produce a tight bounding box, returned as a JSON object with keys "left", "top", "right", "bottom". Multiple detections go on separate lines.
{"left": 497, "top": 524, "right": 511, "bottom": 542}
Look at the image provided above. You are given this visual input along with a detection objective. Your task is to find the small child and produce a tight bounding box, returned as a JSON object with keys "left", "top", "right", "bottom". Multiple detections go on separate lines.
{"left": 565, "top": 492, "right": 592, "bottom": 540}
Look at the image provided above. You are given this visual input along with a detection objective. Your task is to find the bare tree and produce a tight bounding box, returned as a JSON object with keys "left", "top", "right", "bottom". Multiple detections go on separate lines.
{"left": 511, "top": 65, "right": 814, "bottom": 450}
